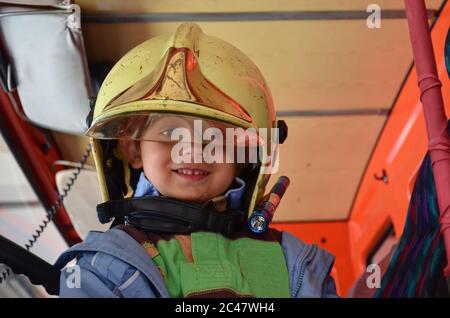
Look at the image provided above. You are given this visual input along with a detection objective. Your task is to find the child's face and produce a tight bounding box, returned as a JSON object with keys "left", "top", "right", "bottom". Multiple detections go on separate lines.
{"left": 139, "top": 140, "right": 237, "bottom": 204}
{"left": 120, "top": 116, "right": 238, "bottom": 204}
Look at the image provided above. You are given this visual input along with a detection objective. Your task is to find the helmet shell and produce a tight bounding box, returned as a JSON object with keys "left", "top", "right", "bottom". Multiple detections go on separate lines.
{"left": 88, "top": 23, "right": 278, "bottom": 215}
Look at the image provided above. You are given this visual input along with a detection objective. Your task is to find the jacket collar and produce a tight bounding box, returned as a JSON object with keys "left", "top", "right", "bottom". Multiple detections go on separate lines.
{"left": 133, "top": 172, "right": 246, "bottom": 212}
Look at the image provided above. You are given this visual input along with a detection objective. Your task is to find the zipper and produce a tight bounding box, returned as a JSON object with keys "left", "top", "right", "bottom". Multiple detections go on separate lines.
{"left": 293, "top": 244, "right": 318, "bottom": 297}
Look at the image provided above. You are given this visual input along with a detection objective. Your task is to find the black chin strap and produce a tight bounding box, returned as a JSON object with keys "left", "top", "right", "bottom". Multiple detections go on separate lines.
{"left": 97, "top": 196, "right": 246, "bottom": 236}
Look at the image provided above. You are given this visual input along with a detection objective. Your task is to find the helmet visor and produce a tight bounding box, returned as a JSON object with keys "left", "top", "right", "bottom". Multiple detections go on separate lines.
{"left": 86, "top": 112, "right": 266, "bottom": 147}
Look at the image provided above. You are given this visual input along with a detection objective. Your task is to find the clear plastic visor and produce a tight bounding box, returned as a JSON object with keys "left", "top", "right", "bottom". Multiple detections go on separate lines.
{"left": 87, "top": 113, "right": 267, "bottom": 147}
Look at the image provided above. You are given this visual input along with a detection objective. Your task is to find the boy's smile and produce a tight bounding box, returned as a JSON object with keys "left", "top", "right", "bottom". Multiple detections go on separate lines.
{"left": 172, "top": 167, "right": 210, "bottom": 181}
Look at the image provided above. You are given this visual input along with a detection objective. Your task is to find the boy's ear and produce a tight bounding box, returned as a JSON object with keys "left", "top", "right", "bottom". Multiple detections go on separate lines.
{"left": 118, "top": 139, "right": 143, "bottom": 169}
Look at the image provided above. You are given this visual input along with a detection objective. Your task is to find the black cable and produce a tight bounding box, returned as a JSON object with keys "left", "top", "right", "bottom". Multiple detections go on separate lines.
{"left": 25, "top": 144, "right": 92, "bottom": 251}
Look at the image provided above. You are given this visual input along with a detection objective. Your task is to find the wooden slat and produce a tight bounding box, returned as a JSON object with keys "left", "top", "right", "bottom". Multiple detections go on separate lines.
{"left": 82, "top": 20, "right": 413, "bottom": 111}
{"left": 270, "top": 115, "right": 386, "bottom": 222}
{"left": 75, "top": 0, "right": 444, "bottom": 13}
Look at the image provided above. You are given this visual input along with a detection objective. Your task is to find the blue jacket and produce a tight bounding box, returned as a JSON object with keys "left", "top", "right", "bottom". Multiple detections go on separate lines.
{"left": 55, "top": 174, "right": 338, "bottom": 297}
{"left": 55, "top": 228, "right": 337, "bottom": 298}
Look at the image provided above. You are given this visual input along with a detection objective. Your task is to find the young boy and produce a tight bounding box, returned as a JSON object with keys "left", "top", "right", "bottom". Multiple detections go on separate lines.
{"left": 55, "top": 23, "right": 337, "bottom": 298}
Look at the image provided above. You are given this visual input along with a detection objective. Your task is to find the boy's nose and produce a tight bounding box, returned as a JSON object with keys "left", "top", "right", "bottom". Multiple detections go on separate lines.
{"left": 177, "top": 142, "right": 205, "bottom": 163}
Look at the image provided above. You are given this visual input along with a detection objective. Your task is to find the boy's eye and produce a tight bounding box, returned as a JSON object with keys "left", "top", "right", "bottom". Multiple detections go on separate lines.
{"left": 160, "top": 128, "right": 176, "bottom": 138}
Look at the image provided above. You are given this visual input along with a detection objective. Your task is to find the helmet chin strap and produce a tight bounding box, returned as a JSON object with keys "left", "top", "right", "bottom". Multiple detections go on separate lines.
{"left": 97, "top": 196, "right": 247, "bottom": 236}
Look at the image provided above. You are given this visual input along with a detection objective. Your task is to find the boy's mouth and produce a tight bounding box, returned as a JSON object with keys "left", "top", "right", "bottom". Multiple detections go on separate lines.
{"left": 172, "top": 168, "right": 210, "bottom": 181}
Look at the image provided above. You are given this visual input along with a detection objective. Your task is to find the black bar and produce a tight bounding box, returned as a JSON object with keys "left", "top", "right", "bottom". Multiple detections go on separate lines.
{"left": 81, "top": 10, "right": 436, "bottom": 24}
{"left": 276, "top": 108, "right": 390, "bottom": 117}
